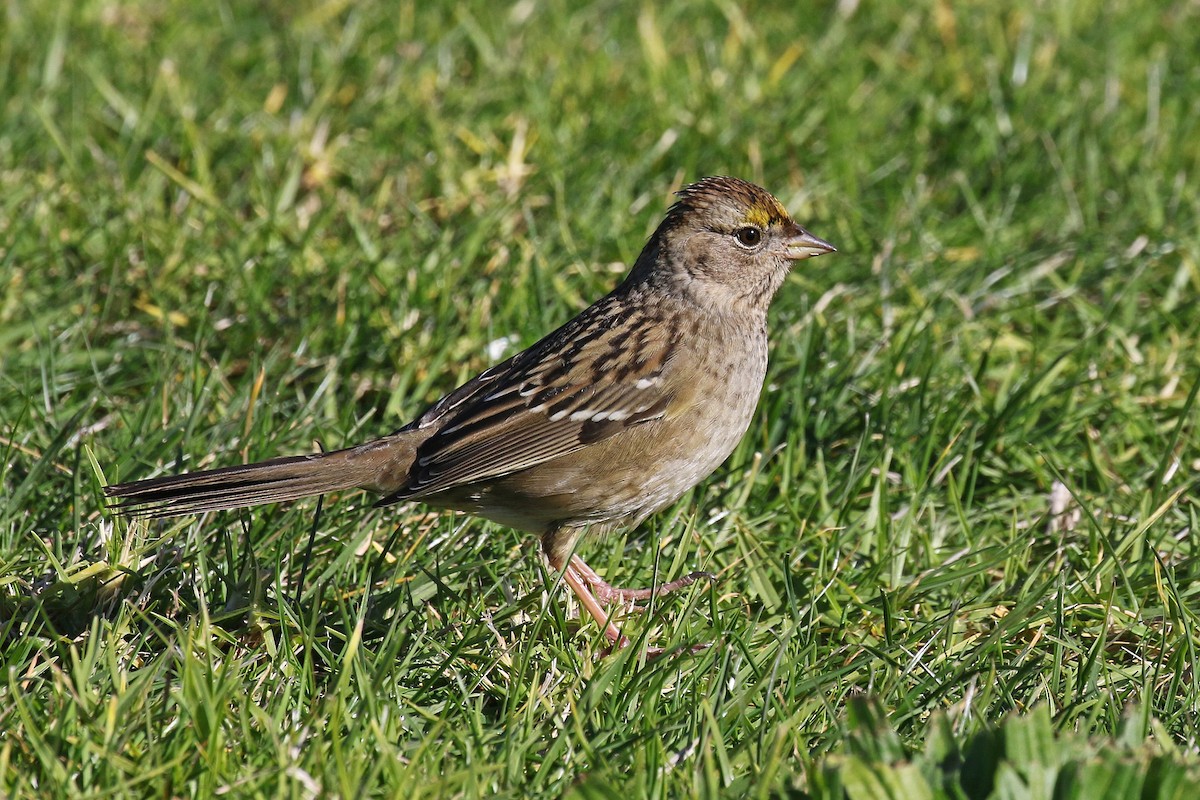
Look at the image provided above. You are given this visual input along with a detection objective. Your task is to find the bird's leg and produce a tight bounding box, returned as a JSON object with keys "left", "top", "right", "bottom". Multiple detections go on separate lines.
{"left": 543, "top": 531, "right": 712, "bottom": 655}
{"left": 568, "top": 555, "right": 715, "bottom": 605}
{"left": 543, "top": 529, "right": 631, "bottom": 648}
{"left": 557, "top": 558, "right": 630, "bottom": 649}
{"left": 570, "top": 554, "right": 714, "bottom": 657}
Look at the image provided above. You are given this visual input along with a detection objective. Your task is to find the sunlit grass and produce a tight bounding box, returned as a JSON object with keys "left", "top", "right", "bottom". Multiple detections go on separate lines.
{"left": 2, "top": 0, "right": 1198, "bottom": 796}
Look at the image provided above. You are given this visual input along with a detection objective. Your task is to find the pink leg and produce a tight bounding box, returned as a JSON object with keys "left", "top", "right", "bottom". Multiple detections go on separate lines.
{"left": 569, "top": 555, "right": 715, "bottom": 605}
{"left": 545, "top": 544, "right": 713, "bottom": 655}
{"left": 559, "top": 560, "right": 630, "bottom": 649}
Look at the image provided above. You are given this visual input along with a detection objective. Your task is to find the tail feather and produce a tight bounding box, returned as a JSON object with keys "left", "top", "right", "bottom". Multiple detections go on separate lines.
{"left": 105, "top": 440, "right": 408, "bottom": 518}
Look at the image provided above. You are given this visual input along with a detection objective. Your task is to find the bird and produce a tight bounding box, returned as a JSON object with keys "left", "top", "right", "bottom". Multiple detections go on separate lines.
{"left": 105, "top": 176, "right": 835, "bottom": 651}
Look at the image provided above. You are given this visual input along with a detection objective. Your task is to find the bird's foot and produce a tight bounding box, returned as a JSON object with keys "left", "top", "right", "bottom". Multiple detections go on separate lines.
{"left": 556, "top": 554, "right": 715, "bottom": 658}
{"left": 569, "top": 555, "right": 716, "bottom": 606}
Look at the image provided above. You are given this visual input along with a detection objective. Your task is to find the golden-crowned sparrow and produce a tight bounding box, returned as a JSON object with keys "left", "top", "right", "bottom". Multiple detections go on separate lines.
{"left": 106, "top": 176, "right": 835, "bottom": 649}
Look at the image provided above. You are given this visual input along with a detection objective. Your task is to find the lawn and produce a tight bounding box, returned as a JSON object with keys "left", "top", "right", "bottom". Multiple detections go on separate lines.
{"left": 2, "top": 0, "right": 1199, "bottom": 797}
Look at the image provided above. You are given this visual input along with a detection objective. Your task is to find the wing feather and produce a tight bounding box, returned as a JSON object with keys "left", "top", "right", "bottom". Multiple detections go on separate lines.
{"left": 378, "top": 294, "right": 681, "bottom": 504}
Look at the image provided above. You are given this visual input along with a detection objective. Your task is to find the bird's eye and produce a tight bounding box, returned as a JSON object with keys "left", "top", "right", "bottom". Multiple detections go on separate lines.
{"left": 733, "top": 226, "right": 763, "bottom": 248}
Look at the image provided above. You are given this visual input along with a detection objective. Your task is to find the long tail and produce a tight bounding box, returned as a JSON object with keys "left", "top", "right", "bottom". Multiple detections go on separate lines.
{"left": 104, "top": 437, "right": 413, "bottom": 518}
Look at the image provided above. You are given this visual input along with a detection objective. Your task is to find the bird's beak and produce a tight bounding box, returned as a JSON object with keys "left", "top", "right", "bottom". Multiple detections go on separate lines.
{"left": 785, "top": 227, "right": 836, "bottom": 260}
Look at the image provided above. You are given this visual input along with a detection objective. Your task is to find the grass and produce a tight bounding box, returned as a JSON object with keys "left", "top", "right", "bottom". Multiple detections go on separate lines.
{"left": 2, "top": 0, "right": 1199, "bottom": 796}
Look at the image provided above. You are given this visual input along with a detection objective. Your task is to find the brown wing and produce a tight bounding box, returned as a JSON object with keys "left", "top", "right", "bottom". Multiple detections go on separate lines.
{"left": 379, "top": 292, "right": 680, "bottom": 503}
